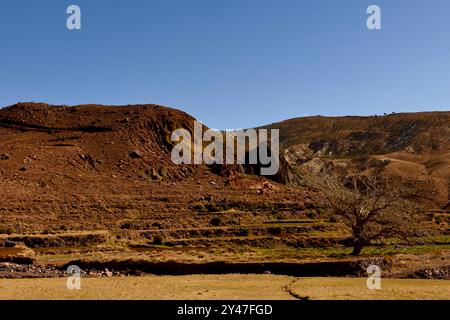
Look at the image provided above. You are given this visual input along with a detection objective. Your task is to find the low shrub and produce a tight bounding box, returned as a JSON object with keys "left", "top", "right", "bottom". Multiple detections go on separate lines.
{"left": 191, "top": 203, "right": 207, "bottom": 212}
{"left": 0, "top": 227, "right": 14, "bottom": 235}
{"left": 238, "top": 228, "right": 249, "bottom": 236}
{"left": 328, "top": 215, "right": 339, "bottom": 223}
{"left": 210, "top": 217, "right": 222, "bottom": 227}
{"left": 152, "top": 235, "right": 164, "bottom": 245}
{"left": 268, "top": 226, "right": 282, "bottom": 235}
{"left": 306, "top": 211, "right": 317, "bottom": 219}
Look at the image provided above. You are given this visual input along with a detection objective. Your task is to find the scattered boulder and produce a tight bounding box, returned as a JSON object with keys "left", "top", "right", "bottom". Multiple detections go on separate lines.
{"left": 157, "top": 166, "right": 168, "bottom": 178}
{"left": 181, "top": 166, "right": 194, "bottom": 175}
{"left": 0, "top": 263, "right": 65, "bottom": 278}
{"left": 144, "top": 168, "right": 162, "bottom": 181}
{"left": 0, "top": 154, "right": 10, "bottom": 160}
{"left": 129, "top": 150, "right": 143, "bottom": 159}
{"left": 256, "top": 181, "right": 274, "bottom": 195}
{"left": 103, "top": 268, "right": 113, "bottom": 277}
{"left": 411, "top": 266, "right": 450, "bottom": 280}
{"left": 199, "top": 194, "right": 213, "bottom": 202}
{"left": 263, "top": 182, "right": 274, "bottom": 190}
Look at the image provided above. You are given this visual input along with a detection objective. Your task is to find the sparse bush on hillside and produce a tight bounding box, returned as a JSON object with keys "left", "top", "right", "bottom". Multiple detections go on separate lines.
{"left": 120, "top": 222, "right": 137, "bottom": 230}
{"left": 268, "top": 226, "right": 282, "bottom": 236}
{"left": 306, "top": 211, "right": 317, "bottom": 219}
{"left": 190, "top": 202, "right": 207, "bottom": 212}
{"left": 206, "top": 203, "right": 226, "bottom": 213}
{"left": 328, "top": 215, "right": 339, "bottom": 223}
{"left": 370, "top": 158, "right": 391, "bottom": 168}
{"left": 316, "top": 207, "right": 326, "bottom": 215}
{"left": 0, "top": 227, "right": 14, "bottom": 235}
{"left": 210, "top": 217, "right": 222, "bottom": 227}
{"left": 434, "top": 215, "right": 449, "bottom": 225}
{"left": 305, "top": 203, "right": 317, "bottom": 210}
{"left": 238, "top": 228, "right": 249, "bottom": 236}
{"left": 120, "top": 221, "right": 152, "bottom": 230}
{"left": 152, "top": 222, "right": 163, "bottom": 229}
{"left": 152, "top": 235, "right": 164, "bottom": 245}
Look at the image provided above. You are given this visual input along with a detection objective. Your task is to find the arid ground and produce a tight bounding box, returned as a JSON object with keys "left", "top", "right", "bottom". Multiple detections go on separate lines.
{"left": 0, "top": 275, "right": 449, "bottom": 300}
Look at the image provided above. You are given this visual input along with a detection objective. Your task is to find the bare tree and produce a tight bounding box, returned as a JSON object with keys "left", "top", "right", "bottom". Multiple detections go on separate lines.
{"left": 313, "top": 170, "right": 414, "bottom": 255}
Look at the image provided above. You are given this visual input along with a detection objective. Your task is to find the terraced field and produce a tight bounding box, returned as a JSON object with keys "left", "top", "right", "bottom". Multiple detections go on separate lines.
{"left": 2, "top": 206, "right": 448, "bottom": 280}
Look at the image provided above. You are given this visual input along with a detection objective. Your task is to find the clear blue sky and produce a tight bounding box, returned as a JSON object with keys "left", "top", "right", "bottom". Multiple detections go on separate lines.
{"left": 1, "top": 0, "right": 449, "bottom": 129}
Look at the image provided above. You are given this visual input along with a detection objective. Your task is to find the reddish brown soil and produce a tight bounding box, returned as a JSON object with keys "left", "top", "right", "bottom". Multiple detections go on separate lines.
{"left": 0, "top": 102, "right": 313, "bottom": 234}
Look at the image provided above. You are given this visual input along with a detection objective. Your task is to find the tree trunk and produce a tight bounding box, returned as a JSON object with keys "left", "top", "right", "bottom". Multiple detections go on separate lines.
{"left": 351, "top": 226, "right": 365, "bottom": 256}
{"left": 351, "top": 244, "right": 363, "bottom": 255}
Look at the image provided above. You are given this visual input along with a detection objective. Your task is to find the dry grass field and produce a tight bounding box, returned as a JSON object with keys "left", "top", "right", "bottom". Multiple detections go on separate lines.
{"left": 287, "top": 277, "right": 450, "bottom": 300}
{"left": 0, "top": 275, "right": 449, "bottom": 300}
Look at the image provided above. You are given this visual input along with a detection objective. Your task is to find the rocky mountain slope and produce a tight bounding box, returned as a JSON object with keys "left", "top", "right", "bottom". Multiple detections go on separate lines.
{"left": 0, "top": 102, "right": 447, "bottom": 234}
{"left": 264, "top": 112, "right": 450, "bottom": 208}
{"left": 0, "top": 102, "right": 309, "bottom": 234}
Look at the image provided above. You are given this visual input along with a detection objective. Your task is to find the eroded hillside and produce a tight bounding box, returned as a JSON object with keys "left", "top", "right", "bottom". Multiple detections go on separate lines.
{"left": 265, "top": 112, "right": 450, "bottom": 209}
